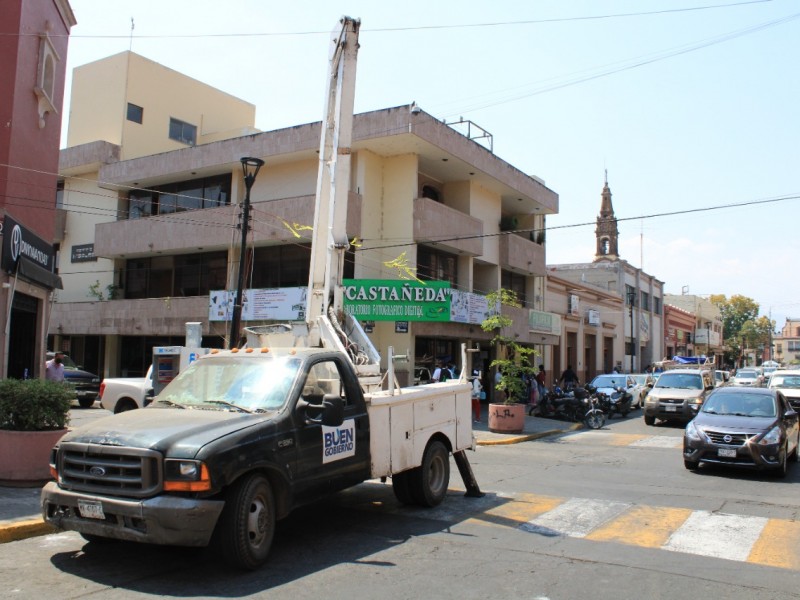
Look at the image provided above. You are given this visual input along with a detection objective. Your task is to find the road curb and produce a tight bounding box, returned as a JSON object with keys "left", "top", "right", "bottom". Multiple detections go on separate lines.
{"left": 0, "top": 519, "right": 55, "bottom": 544}
{"left": 476, "top": 422, "right": 583, "bottom": 446}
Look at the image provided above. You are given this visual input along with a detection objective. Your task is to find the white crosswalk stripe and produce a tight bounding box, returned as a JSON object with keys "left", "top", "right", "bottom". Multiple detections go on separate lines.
{"left": 520, "top": 497, "right": 632, "bottom": 538}
{"left": 663, "top": 510, "right": 768, "bottom": 562}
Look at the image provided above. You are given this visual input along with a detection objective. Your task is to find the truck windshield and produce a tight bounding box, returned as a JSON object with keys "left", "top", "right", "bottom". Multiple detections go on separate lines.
{"left": 654, "top": 373, "right": 702, "bottom": 389}
{"left": 157, "top": 356, "right": 301, "bottom": 412}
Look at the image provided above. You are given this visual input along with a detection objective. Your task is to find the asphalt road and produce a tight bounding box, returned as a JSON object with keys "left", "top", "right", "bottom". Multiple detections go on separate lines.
{"left": 4, "top": 410, "right": 799, "bottom": 599}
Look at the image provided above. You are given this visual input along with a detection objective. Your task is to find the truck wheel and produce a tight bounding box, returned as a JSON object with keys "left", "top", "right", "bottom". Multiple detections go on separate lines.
{"left": 78, "top": 398, "right": 95, "bottom": 409}
{"left": 114, "top": 398, "right": 137, "bottom": 414}
{"left": 644, "top": 415, "right": 655, "bottom": 426}
{"left": 215, "top": 473, "right": 275, "bottom": 570}
{"left": 391, "top": 470, "right": 414, "bottom": 505}
{"left": 409, "top": 440, "right": 450, "bottom": 507}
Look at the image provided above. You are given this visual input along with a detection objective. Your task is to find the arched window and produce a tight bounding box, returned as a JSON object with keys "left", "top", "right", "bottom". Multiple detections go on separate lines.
{"left": 600, "top": 238, "right": 610, "bottom": 255}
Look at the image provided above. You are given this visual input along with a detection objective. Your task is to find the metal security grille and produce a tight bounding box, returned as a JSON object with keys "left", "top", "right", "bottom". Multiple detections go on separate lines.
{"left": 58, "top": 443, "right": 162, "bottom": 498}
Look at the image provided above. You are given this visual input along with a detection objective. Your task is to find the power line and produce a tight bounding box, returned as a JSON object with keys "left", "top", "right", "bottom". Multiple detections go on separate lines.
{"left": 4, "top": 1, "right": 774, "bottom": 39}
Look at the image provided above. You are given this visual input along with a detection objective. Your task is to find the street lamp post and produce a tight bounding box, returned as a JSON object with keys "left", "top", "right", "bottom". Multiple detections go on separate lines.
{"left": 229, "top": 157, "right": 264, "bottom": 349}
{"left": 627, "top": 290, "right": 636, "bottom": 372}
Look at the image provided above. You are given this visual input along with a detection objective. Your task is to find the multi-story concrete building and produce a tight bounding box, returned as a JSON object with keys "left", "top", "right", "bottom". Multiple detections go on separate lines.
{"left": 547, "top": 179, "right": 663, "bottom": 373}
{"left": 0, "top": 0, "right": 75, "bottom": 379}
{"left": 52, "top": 52, "right": 560, "bottom": 384}
{"left": 662, "top": 293, "right": 723, "bottom": 365}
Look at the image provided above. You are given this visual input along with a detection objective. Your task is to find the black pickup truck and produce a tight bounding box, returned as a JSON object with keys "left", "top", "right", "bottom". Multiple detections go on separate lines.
{"left": 42, "top": 347, "right": 474, "bottom": 569}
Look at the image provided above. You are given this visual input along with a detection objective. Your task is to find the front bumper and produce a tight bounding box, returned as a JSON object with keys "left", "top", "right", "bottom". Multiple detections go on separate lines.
{"left": 41, "top": 482, "right": 224, "bottom": 547}
{"left": 644, "top": 400, "right": 701, "bottom": 421}
{"left": 683, "top": 438, "right": 784, "bottom": 470}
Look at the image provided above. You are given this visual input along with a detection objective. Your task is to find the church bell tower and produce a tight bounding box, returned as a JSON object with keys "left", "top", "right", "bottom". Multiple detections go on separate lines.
{"left": 594, "top": 173, "right": 619, "bottom": 262}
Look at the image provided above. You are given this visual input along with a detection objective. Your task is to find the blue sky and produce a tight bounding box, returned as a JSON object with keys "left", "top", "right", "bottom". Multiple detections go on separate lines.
{"left": 61, "top": 0, "right": 800, "bottom": 329}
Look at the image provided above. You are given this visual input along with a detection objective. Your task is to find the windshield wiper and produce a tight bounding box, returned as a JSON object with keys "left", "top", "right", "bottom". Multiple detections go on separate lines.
{"left": 206, "top": 400, "right": 253, "bottom": 413}
{"left": 155, "top": 398, "right": 186, "bottom": 409}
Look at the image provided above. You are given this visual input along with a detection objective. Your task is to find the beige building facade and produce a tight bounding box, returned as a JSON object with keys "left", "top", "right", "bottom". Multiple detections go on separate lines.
{"left": 774, "top": 318, "right": 800, "bottom": 366}
{"left": 662, "top": 294, "right": 723, "bottom": 365}
{"left": 52, "top": 52, "right": 560, "bottom": 383}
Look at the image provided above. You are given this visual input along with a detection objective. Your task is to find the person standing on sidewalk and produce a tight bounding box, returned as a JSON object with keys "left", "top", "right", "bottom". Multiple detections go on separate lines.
{"left": 45, "top": 352, "right": 65, "bottom": 382}
{"left": 470, "top": 370, "right": 483, "bottom": 422}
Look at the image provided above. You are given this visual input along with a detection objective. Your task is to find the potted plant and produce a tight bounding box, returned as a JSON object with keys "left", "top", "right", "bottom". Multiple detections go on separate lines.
{"left": 0, "top": 378, "right": 72, "bottom": 485}
{"left": 481, "top": 289, "right": 539, "bottom": 434}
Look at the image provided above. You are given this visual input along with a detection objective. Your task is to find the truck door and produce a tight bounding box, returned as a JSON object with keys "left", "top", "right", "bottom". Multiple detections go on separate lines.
{"left": 291, "top": 357, "right": 371, "bottom": 504}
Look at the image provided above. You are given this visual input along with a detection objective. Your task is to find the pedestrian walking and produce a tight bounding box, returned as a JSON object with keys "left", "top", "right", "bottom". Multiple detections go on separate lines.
{"left": 45, "top": 351, "right": 65, "bottom": 383}
{"left": 470, "top": 370, "right": 483, "bottom": 422}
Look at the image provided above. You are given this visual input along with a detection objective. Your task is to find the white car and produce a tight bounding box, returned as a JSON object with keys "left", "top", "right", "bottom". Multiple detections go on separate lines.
{"left": 629, "top": 373, "right": 655, "bottom": 408}
{"left": 731, "top": 368, "right": 763, "bottom": 387}
{"left": 767, "top": 369, "right": 800, "bottom": 412}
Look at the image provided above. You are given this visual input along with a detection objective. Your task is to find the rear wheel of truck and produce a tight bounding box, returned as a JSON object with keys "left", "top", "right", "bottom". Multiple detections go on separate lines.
{"left": 215, "top": 473, "right": 275, "bottom": 570}
{"left": 78, "top": 398, "right": 95, "bottom": 408}
{"left": 409, "top": 440, "right": 450, "bottom": 507}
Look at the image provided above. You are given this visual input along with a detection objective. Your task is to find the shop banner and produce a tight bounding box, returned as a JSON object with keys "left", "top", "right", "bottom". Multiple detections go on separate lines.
{"left": 209, "top": 287, "right": 307, "bottom": 322}
{"left": 450, "top": 289, "right": 491, "bottom": 325}
{"left": 342, "top": 279, "right": 451, "bottom": 322}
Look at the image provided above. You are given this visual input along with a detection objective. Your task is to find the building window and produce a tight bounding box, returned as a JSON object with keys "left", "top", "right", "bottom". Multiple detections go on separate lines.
{"left": 127, "top": 103, "right": 143, "bottom": 124}
{"left": 625, "top": 285, "right": 636, "bottom": 306}
{"left": 417, "top": 245, "right": 457, "bottom": 285}
{"left": 251, "top": 244, "right": 354, "bottom": 289}
{"left": 124, "top": 251, "right": 227, "bottom": 299}
{"left": 126, "top": 174, "right": 231, "bottom": 219}
{"left": 653, "top": 297, "right": 661, "bottom": 315}
{"left": 33, "top": 33, "right": 60, "bottom": 128}
{"left": 640, "top": 291, "right": 650, "bottom": 311}
{"left": 501, "top": 270, "right": 527, "bottom": 305}
{"left": 169, "top": 117, "right": 197, "bottom": 145}
{"left": 777, "top": 343, "right": 782, "bottom": 353}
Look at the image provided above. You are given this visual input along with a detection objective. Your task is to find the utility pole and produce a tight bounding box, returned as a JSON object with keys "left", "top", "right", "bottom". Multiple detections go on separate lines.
{"left": 229, "top": 157, "right": 264, "bottom": 348}
{"left": 628, "top": 289, "right": 636, "bottom": 372}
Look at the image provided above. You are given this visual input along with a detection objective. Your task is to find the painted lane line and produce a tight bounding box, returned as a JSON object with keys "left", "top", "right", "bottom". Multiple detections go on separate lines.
{"left": 663, "top": 510, "right": 768, "bottom": 562}
{"left": 520, "top": 497, "right": 632, "bottom": 538}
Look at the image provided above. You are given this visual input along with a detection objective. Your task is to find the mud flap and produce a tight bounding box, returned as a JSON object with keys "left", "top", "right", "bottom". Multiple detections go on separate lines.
{"left": 453, "top": 450, "right": 484, "bottom": 498}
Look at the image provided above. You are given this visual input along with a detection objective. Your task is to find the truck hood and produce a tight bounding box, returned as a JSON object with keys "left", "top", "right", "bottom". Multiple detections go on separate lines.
{"left": 59, "top": 406, "right": 274, "bottom": 458}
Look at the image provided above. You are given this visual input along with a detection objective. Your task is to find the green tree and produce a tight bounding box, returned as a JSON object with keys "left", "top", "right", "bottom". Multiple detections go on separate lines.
{"left": 481, "top": 289, "right": 538, "bottom": 404}
{"left": 710, "top": 294, "right": 759, "bottom": 340}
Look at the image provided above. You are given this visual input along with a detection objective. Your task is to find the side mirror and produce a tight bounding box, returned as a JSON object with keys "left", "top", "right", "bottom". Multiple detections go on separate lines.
{"left": 298, "top": 394, "right": 344, "bottom": 427}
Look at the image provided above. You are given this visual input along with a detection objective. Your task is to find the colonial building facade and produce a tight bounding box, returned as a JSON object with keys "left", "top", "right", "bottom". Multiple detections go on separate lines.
{"left": 547, "top": 179, "right": 664, "bottom": 374}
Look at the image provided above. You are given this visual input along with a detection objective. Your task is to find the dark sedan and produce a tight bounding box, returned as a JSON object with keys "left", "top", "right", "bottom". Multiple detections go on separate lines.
{"left": 683, "top": 387, "right": 799, "bottom": 477}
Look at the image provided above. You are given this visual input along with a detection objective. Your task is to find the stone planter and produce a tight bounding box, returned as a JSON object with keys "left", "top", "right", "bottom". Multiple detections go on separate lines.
{"left": 488, "top": 403, "right": 526, "bottom": 434}
{"left": 0, "top": 429, "right": 67, "bottom": 486}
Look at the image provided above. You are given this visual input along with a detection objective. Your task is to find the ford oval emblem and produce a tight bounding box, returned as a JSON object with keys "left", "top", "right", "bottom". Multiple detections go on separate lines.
{"left": 723, "top": 435, "right": 732, "bottom": 444}
{"left": 89, "top": 466, "right": 107, "bottom": 477}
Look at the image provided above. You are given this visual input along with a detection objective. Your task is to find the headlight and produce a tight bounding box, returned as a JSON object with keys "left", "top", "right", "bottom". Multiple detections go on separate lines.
{"left": 685, "top": 420, "right": 707, "bottom": 442}
{"left": 164, "top": 459, "right": 211, "bottom": 491}
{"left": 757, "top": 426, "right": 781, "bottom": 446}
{"left": 687, "top": 397, "right": 704, "bottom": 405}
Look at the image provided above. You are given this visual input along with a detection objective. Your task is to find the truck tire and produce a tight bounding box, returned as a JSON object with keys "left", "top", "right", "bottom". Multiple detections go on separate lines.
{"left": 409, "top": 440, "right": 450, "bottom": 507}
{"left": 391, "top": 470, "right": 414, "bottom": 505}
{"left": 78, "top": 398, "right": 95, "bottom": 409}
{"left": 215, "top": 473, "right": 275, "bottom": 570}
{"left": 644, "top": 415, "right": 655, "bottom": 426}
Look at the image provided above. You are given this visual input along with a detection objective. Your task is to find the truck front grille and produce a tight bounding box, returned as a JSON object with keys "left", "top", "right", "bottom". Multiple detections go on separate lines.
{"left": 58, "top": 443, "right": 162, "bottom": 498}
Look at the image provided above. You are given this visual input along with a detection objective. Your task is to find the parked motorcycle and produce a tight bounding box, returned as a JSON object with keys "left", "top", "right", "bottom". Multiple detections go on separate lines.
{"left": 595, "top": 386, "right": 633, "bottom": 419}
{"left": 539, "top": 386, "right": 605, "bottom": 429}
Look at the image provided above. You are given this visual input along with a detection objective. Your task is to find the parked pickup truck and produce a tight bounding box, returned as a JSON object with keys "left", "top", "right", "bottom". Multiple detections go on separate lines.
{"left": 42, "top": 347, "right": 474, "bottom": 570}
{"left": 98, "top": 366, "right": 154, "bottom": 413}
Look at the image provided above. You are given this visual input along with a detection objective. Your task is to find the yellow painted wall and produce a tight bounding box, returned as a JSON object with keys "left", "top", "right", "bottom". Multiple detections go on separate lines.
{"left": 67, "top": 52, "right": 255, "bottom": 159}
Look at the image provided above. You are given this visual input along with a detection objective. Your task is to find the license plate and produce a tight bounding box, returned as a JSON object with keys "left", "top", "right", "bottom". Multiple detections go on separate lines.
{"left": 664, "top": 405, "right": 677, "bottom": 412}
{"left": 77, "top": 499, "right": 105, "bottom": 520}
{"left": 718, "top": 448, "right": 737, "bottom": 458}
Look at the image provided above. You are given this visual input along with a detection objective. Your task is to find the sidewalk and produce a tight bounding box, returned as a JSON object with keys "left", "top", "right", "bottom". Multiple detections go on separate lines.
{"left": 473, "top": 405, "right": 582, "bottom": 446}
{"left": 0, "top": 410, "right": 578, "bottom": 543}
